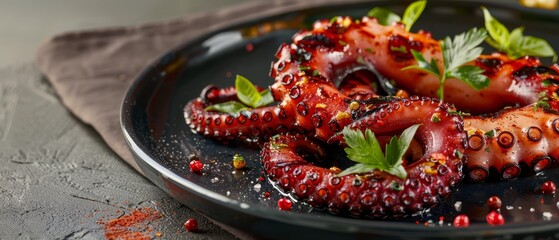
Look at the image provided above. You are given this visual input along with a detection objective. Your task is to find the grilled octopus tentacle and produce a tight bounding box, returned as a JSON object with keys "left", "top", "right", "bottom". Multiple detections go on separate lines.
{"left": 464, "top": 105, "right": 559, "bottom": 181}
{"left": 184, "top": 11, "right": 559, "bottom": 220}
{"left": 262, "top": 98, "right": 465, "bottom": 218}
{"left": 184, "top": 85, "right": 297, "bottom": 144}
{"left": 279, "top": 16, "right": 559, "bottom": 181}
{"left": 339, "top": 18, "right": 559, "bottom": 181}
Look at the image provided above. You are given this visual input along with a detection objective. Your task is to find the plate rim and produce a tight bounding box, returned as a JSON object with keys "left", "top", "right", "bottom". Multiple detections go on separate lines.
{"left": 120, "top": 0, "right": 559, "bottom": 238}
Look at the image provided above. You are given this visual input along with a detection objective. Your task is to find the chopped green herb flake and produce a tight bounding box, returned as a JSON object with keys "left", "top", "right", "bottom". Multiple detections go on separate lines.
{"left": 534, "top": 96, "right": 551, "bottom": 110}
{"left": 484, "top": 129, "right": 496, "bottom": 138}
{"left": 312, "top": 69, "right": 320, "bottom": 76}
{"left": 330, "top": 16, "right": 339, "bottom": 24}
{"left": 271, "top": 142, "right": 288, "bottom": 150}
{"left": 431, "top": 113, "right": 441, "bottom": 122}
{"left": 298, "top": 65, "right": 311, "bottom": 71}
{"left": 365, "top": 48, "right": 375, "bottom": 53}
{"left": 339, "top": 40, "right": 347, "bottom": 46}
{"left": 357, "top": 56, "right": 366, "bottom": 65}
{"left": 390, "top": 45, "right": 407, "bottom": 53}
{"left": 454, "top": 149, "right": 464, "bottom": 159}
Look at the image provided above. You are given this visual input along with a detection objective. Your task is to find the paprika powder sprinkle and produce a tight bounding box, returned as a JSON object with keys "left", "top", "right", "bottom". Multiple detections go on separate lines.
{"left": 98, "top": 207, "right": 162, "bottom": 240}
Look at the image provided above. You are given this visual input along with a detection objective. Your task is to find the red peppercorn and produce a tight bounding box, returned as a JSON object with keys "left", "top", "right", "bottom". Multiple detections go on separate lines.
{"left": 245, "top": 43, "right": 254, "bottom": 52}
{"left": 542, "top": 181, "right": 556, "bottom": 195}
{"left": 486, "top": 211, "right": 505, "bottom": 226}
{"left": 277, "top": 198, "right": 293, "bottom": 210}
{"left": 184, "top": 218, "right": 198, "bottom": 232}
{"left": 487, "top": 196, "right": 502, "bottom": 210}
{"left": 189, "top": 160, "right": 203, "bottom": 173}
{"left": 262, "top": 191, "right": 271, "bottom": 198}
{"left": 453, "top": 214, "right": 470, "bottom": 228}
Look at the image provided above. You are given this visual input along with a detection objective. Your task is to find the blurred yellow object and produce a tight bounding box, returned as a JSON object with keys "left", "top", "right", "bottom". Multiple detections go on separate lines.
{"left": 520, "top": 0, "right": 558, "bottom": 9}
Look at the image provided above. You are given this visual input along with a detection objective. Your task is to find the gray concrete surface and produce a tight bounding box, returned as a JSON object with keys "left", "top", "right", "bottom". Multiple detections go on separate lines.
{"left": 0, "top": 0, "right": 250, "bottom": 67}
{"left": 0, "top": 1, "right": 251, "bottom": 239}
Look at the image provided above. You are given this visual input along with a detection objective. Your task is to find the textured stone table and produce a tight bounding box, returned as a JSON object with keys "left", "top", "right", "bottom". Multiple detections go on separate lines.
{"left": 0, "top": 1, "right": 251, "bottom": 239}
{"left": 0, "top": 64, "right": 238, "bottom": 239}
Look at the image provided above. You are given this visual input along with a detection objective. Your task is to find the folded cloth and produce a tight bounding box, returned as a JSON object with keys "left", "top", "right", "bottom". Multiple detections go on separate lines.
{"left": 36, "top": 0, "right": 365, "bottom": 173}
{"left": 35, "top": 0, "right": 367, "bottom": 238}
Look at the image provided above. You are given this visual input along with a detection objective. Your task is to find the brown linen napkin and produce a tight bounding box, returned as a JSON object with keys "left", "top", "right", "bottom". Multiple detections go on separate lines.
{"left": 36, "top": 0, "right": 367, "bottom": 173}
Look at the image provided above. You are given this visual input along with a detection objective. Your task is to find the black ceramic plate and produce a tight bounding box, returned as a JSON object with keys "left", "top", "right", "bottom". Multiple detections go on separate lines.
{"left": 121, "top": 1, "right": 559, "bottom": 239}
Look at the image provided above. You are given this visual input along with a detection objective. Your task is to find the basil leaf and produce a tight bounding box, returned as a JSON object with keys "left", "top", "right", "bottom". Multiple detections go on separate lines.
{"left": 482, "top": 8, "right": 557, "bottom": 61}
{"left": 235, "top": 75, "right": 261, "bottom": 108}
{"left": 257, "top": 89, "right": 274, "bottom": 107}
{"left": 367, "top": 7, "right": 401, "bottom": 26}
{"left": 481, "top": 6, "right": 509, "bottom": 50}
{"left": 447, "top": 65, "right": 490, "bottom": 91}
{"left": 508, "top": 27, "right": 524, "bottom": 59}
{"left": 205, "top": 101, "right": 247, "bottom": 113}
{"left": 402, "top": 0, "right": 427, "bottom": 32}
{"left": 515, "top": 35, "right": 558, "bottom": 62}
{"left": 484, "top": 37, "right": 502, "bottom": 52}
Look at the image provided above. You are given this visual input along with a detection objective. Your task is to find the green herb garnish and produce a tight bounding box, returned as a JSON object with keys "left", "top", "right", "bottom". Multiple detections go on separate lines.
{"left": 534, "top": 92, "right": 551, "bottom": 110}
{"left": 298, "top": 65, "right": 311, "bottom": 71}
{"left": 403, "top": 28, "right": 490, "bottom": 101}
{"left": 367, "top": 0, "right": 426, "bottom": 31}
{"left": 367, "top": 7, "right": 401, "bottom": 26}
{"left": 482, "top": 7, "right": 557, "bottom": 61}
{"left": 402, "top": 0, "right": 427, "bottom": 32}
{"left": 205, "top": 101, "right": 248, "bottom": 113}
{"left": 337, "top": 124, "right": 420, "bottom": 179}
{"left": 484, "top": 129, "right": 496, "bottom": 138}
{"left": 390, "top": 45, "right": 408, "bottom": 53}
{"left": 205, "top": 75, "right": 273, "bottom": 113}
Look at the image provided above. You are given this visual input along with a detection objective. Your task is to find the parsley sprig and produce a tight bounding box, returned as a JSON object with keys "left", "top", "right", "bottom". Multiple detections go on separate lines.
{"left": 205, "top": 75, "right": 274, "bottom": 113}
{"left": 482, "top": 7, "right": 557, "bottom": 62}
{"left": 403, "top": 28, "right": 490, "bottom": 101}
{"left": 338, "top": 124, "right": 420, "bottom": 179}
{"left": 367, "top": 0, "right": 426, "bottom": 32}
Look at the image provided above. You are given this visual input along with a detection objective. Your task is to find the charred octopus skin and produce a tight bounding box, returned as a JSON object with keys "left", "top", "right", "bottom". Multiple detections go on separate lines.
{"left": 184, "top": 11, "right": 559, "bottom": 218}
{"left": 262, "top": 98, "right": 465, "bottom": 218}
{"left": 269, "top": 16, "right": 559, "bottom": 181}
